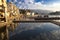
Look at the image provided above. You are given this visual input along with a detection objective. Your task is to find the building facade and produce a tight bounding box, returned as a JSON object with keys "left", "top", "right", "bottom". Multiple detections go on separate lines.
{"left": 7, "top": 2, "right": 20, "bottom": 21}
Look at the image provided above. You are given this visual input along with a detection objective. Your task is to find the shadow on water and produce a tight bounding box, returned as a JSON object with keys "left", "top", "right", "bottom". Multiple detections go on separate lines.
{"left": 9, "top": 23, "right": 60, "bottom": 40}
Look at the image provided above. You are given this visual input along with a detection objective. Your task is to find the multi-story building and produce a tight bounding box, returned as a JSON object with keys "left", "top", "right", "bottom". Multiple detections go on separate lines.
{"left": 0, "top": 0, "right": 7, "bottom": 22}
{"left": 7, "top": 2, "right": 20, "bottom": 21}
{"left": 7, "top": 2, "right": 20, "bottom": 32}
{"left": 0, "top": 1, "right": 20, "bottom": 40}
{"left": 0, "top": 0, "right": 9, "bottom": 40}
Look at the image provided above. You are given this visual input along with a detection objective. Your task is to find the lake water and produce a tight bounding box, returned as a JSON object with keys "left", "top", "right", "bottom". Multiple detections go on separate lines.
{"left": 9, "top": 23, "right": 60, "bottom": 40}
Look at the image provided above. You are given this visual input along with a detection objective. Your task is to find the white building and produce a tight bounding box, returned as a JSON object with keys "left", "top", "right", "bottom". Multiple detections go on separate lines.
{"left": 26, "top": 12, "right": 31, "bottom": 16}
{"left": 32, "top": 12, "right": 35, "bottom": 16}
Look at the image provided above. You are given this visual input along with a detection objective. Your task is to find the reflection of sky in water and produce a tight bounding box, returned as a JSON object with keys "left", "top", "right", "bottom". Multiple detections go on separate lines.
{"left": 10, "top": 23, "right": 60, "bottom": 40}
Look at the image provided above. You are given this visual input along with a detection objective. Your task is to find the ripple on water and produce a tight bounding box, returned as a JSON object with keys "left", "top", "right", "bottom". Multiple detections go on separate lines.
{"left": 9, "top": 23, "right": 60, "bottom": 40}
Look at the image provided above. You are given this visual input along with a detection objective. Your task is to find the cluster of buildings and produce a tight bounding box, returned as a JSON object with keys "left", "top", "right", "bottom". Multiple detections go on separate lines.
{"left": 19, "top": 9, "right": 39, "bottom": 18}
{"left": 0, "top": 0, "right": 21, "bottom": 40}
{"left": 7, "top": 2, "right": 20, "bottom": 21}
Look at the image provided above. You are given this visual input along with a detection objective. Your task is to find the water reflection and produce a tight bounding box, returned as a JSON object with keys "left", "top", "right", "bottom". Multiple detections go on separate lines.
{"left": 10, "top": 23, "right": 60, "bottom": 40}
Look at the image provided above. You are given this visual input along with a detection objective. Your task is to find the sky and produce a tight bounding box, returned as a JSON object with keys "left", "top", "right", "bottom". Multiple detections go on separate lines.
{"left": 7, "top": 0, "right": 60, "bottom": 11}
